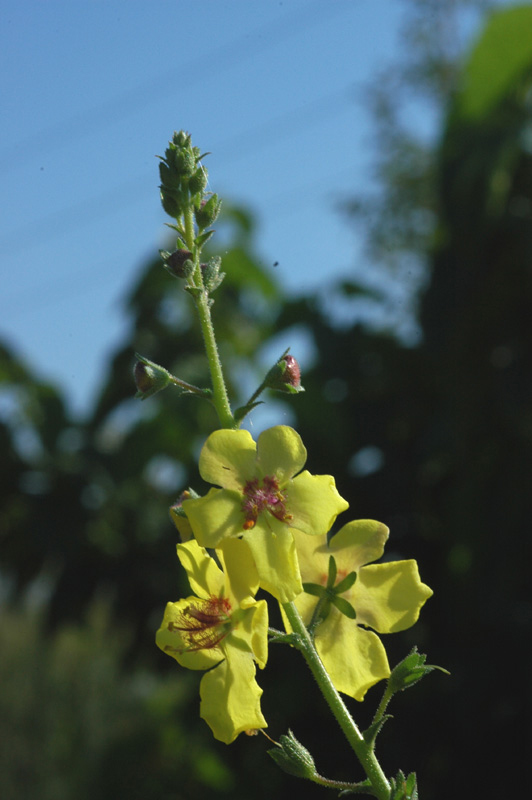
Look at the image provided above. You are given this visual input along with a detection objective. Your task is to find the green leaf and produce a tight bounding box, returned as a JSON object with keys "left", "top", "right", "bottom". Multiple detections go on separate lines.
{"left": 457, "top": 6, "right": 532, "bottom": 120}
{"left": 362, "top": 714, "right": 393, "bottom": 748}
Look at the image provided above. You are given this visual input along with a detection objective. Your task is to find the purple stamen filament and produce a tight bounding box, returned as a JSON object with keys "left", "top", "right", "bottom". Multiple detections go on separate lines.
{"left": 241, "top": 475, "right": 292, "bottom": 530}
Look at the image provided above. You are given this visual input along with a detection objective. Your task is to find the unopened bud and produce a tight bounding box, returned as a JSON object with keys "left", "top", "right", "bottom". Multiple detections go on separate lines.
{"left": 162, "top": 248, "right": 194, "bottom": 279}
{"left": 189, "top": 166, "right": 208, "bottom": 197}
{"left": 201, "top": 256, "right": 225, "bottom": 293}
{"left": 170, "top": 489, "right": 199, "bottom": 542}
{"left": 134, "top": 355, "right": 172, "bottom": 400}
{"left": 194, "top": 193, "right": 222, "bottom": 231}
{"left": 268, "top": 730, "right": 316, "bottom": 780}
{"left": 280, "top": 355, "right": 301, "bottom": 388}
{"left": 264, "top": 353, "right": 304, "bottom": 394}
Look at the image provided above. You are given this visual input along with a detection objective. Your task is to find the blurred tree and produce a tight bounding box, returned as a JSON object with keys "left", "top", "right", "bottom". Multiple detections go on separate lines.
{"left": 0, "top": 205, "right": 280, "bottom": 648}
{"left": 273, "top": 3, "right": 532, "bottom": 797}
{"left": 2, "top": 3, "right": 532, "bottom": 799}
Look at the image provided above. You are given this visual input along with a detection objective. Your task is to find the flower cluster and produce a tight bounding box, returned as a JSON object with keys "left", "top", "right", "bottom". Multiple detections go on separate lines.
{"left": 157, "top": 425, "right": 432, "bottom": 741}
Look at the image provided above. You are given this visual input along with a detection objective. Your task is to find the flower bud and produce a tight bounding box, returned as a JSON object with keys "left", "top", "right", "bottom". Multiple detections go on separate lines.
{"left": 387, "top": 647, "right": 449, "bottom": 695}
{"left": 188, "top": 166, "right": 208, "bottom": 197}
{"left": 263, "top": 354, "right": 304, "bottom": 394}
{"left": 268, "top": 730, "right": 316, "bottom": 780}
{"left": 194, "top": 194, "right": 222, "bottom": 231}
{"left": 158, "top": 131, "right": 203, "bottom": 219}
{"left": 280, "top": 355, "right": 301, "bottom": 388}
{"left": 134, "top": 355, "right": 172, "bottom": 400}
{"left": 170, "top": 489, "right": 199, "bottom": 542}
{"left": 161, "top": 248, "right": 194, "bottom": 279}
{"left": 201, "top": 256, "right": 225, "bottom": 293}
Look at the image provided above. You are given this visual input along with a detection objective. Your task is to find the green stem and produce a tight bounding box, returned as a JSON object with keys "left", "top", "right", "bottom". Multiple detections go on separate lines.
{"left": 168, "top": 374, "right": 211, "bottom": 398}
{"left": 182, "top": 206, "right": 235, "bottom": 429}
{"left": 282, "top": 601, "right": 391, "bottom": 800}
{"left": 195, "top": 290, "right": 235, "bottom": 428}
{"left": 372, "top": 684, "right": 394, "bottom": 729}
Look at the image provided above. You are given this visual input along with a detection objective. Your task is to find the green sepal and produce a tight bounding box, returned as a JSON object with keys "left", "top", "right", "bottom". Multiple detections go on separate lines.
{"left": 327, "top": 554, "right": 337, "bottom": 585}
{"left": 331, "top": 594, "right": 357, "bottom": 619}
{"left": 390, "top": 770, "right": 418, "bottom": 800}
{"left": 233, "top": 401, "right": 263, "bottom": 424}
{"left": 362, "top": 714, "right": 393, "bottom": 748}
{"left": 388, "top": 647, "right": 449, "bottom": 695}
{"left": 268, "top": 730, "right": 317, "bottom": 780}
{"left": 279, "top": 383, "right": 305, "bottom": 395}
{"left": 302, "top": 582, "right": 327, "bottom": 599}
{"left": 334, "top": 570, "right": 357, "bottom": 594}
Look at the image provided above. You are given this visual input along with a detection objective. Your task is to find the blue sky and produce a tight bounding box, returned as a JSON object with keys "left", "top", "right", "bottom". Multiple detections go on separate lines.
{"left": 0, "top": 0, "right": 503, "bottom": 417}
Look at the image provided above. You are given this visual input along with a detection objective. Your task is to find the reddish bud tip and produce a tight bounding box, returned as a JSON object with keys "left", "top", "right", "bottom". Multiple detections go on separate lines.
{"left": 281, "top": 355, "right": 301, "bottom": 389}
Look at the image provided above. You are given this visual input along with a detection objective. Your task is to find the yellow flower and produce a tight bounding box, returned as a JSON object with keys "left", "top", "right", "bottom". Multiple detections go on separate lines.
{"left": 156, "top": 538, "right": 268, "bottom": 743}
{"left": 287, "top": 520, "right": 433, "bottom": 701}
{"left": 183, "top": 426, "right": 348, "bottom": 602}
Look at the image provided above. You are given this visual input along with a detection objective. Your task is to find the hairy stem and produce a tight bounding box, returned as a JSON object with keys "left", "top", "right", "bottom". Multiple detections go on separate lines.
{"left": 282, "top": 601, "right": 391, "bottom": 800}
{"left": 183, "top": 206, "right": 234, "bottom": 429}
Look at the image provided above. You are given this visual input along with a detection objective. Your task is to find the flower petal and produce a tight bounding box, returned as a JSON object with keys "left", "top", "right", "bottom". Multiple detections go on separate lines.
{"left": 290, "top": 527, "right": 330, "bottom": 584}
{"left": 243, "top": 520, "right": 303, "bottom": 602}
{"left": 287, "top": 471, "right": 349, "bottom": 536}
{"left": 255, "top": 426, "right": 307, "bottom": 483}
{"left": 315, "top": 611, "right": 390, "bottom": 701}
{"left": 184, "top": 488, "right": 243, "bottom": 547}
{"left": 198, "top": 428, "right": 257, "bottom": 490}
{"left": 228, "top": 599, "right": 269, "bottom": 670}
{"left": 354, "top": 560, "right": 433, "bottom": 633}
{"left": 155, "top": 599, "right": 224, "bottom": 671}
{"left": 176, "top": 539, "right": 224, "bottom": 598}
{"left": 330, "top": 520, "right": 389, "bottom": 571}
{"left": 218, "top": 537, "right": 260, "bottom": 603}
{"left": 199, "top": 646, "right": 267, "bottom": 743}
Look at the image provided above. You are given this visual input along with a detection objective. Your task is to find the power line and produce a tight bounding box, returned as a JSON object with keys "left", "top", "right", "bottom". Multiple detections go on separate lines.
{"left": 0, "top": 0, "right": 351, "bottom": 172}
{"left": 0, "top": 84, "right": 357, "bottom": 255}
{"left": 0, "top": 169, "right": 362, "bottom": 320}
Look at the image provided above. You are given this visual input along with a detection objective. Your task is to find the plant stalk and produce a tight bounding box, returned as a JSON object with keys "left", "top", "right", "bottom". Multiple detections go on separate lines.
{"left": 282, "top": 601, "right": 391, "bottom": 800}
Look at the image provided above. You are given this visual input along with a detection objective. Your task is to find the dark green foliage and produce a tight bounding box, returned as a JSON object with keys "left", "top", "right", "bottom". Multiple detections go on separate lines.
{"left": 1, "top": 7, "right": 532, "bottom": 798}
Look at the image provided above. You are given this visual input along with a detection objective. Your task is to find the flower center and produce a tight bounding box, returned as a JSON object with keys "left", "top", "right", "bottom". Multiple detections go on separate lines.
{"left": 165, "top": 596, "right": 232, "bottom": 653}
{"left": 241, "top": 475, "right": 292, "bottom": 530}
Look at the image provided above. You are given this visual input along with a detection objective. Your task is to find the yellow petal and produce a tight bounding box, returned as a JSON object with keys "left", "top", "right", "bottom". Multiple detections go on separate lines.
{"left": 316, "top": 611, "right": 390, "bottom": 701}
{"left": 199, "top": 647, "right": 267, "bottom": 743}
{"left": 354, "top": 560, "right": 433, "bottom": 633}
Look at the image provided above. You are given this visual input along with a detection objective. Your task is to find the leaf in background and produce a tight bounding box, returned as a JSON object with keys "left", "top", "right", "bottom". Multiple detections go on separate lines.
{"left": 457, "top": 6, "right": 532, "bottom": 120}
